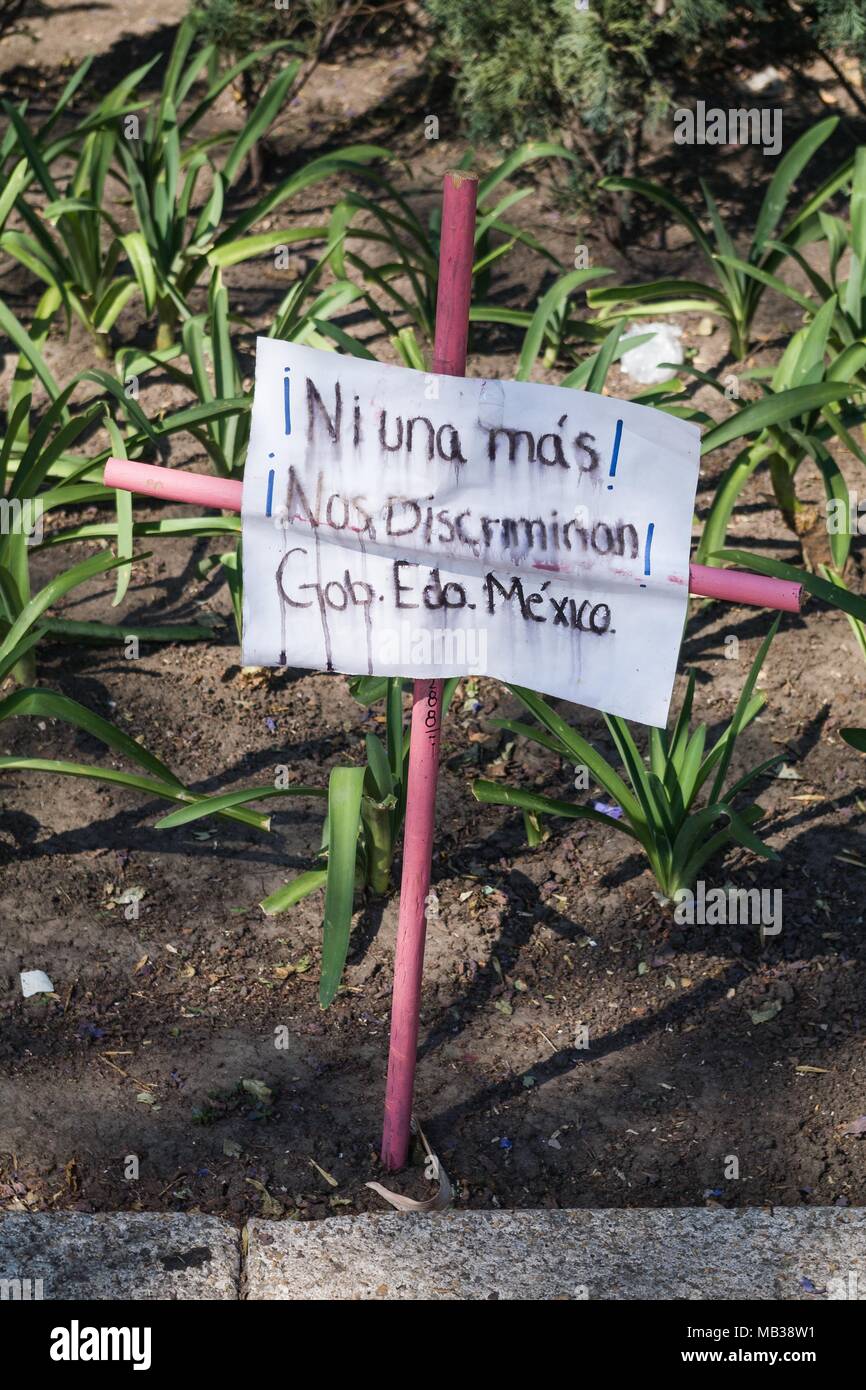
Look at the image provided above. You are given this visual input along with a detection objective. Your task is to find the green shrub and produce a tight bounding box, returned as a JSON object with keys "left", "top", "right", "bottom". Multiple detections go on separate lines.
{"left": 424, "top": 1, "right": 866, "bottom": 229}
{"left": 191, "top": 0, "right": 413, "bottom": 181}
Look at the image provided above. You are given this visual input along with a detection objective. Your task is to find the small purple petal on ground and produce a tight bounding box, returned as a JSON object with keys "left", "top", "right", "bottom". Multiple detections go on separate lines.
{"left": 77, "top": 1024, "right": 105, "bottom": 1041}
{"left": 593, "top": 801, "right": 623, "bottom": 819}
{"left": 265, "top": 718, "right": 277, "bottom": 734}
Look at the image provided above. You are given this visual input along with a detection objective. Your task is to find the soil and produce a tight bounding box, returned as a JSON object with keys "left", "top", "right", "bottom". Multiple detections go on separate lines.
{"left": 1, "top": 2, "right": 865, "bottom": 1223}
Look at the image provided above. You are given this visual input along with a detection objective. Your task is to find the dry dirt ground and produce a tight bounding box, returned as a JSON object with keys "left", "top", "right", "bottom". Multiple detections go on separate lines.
{"left": 1, "top": 2, "right": 865, "bottom": 1221}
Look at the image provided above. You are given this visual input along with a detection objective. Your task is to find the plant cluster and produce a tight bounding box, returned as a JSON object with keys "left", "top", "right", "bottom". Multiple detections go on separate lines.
{"left": 3, "top": 16, "right": 866, "bottom": 1005}
{"left": 424, "top": 1, "right": 866, "bottom": 232}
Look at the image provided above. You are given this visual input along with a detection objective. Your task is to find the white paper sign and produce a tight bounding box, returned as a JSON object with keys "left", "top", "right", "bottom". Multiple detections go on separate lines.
{"left": 241, "top": 338, "right": 700, "bottom": 726}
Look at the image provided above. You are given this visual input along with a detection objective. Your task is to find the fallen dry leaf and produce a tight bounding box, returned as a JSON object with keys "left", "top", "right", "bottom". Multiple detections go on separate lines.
{"left": 366, "top": 1119, "right": 452, "bottom": 1213}
{"left": 309, "top": 1158, "right": 338, "bottom": 1188}
{"left": 750, "top": 999, "right": 783, "bottom": 1025}
{"left": 245, "top": 1178, "right": 283, "bottom": 1218}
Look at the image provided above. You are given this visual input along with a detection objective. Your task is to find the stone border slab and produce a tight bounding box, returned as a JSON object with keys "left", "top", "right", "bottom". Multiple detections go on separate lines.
{"left": 0, "top": 1213, "right": 240, "bottom": 1300}
{"left": 2, "top": 1209, "right": 863, "bottom": 1300}
{"left": 245, "top": 1209, "right": 866, "bottom": 1300}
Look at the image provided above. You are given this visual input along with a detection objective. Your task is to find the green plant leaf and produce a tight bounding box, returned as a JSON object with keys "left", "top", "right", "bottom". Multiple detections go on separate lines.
{"left": 714, "top": 549, "right": 866, "bottom": 623}
{"left": 701, "top": 382, "right": 853, "bottom": 454}
{"left": 753, "top": 117, "right": 838, "bottom": 256}
{"left": 260, "top": 868, "right": 329, "bottom": 916}
{"left": 155, "top": 783, "right": 325, "bottom": 828}
{"left": 516, "top": 268, "right": 609, "bottom": 379}
{"left": 0, "top": 549, "right": 136, "bottom": 664}
{"left": 472, "top": 780, "right": 642, "bottom": 841}
{"left": 507, "top": 684, "right": 645, "bottom": 827}
{"left": 319, "top": 765, "right": 366, "bottom": 1008}
{"left": 709, "top": 617, "right": 779, "bottom": 804}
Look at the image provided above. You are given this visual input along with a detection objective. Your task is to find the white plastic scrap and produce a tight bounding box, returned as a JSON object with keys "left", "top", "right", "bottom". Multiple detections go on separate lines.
{"left": 20, "top": 969, "right": 54, "bottom": 997}
{"left": 620, "top": 321, "right": 684, "bottom": 385}
{"left": 745, "top": 66, "right": 782, "bottom": 94}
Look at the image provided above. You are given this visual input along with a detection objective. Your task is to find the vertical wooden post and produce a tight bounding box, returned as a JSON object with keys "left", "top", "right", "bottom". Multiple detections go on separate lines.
{"left": 380, "top": 170, "right": 478, "bottom": 1171}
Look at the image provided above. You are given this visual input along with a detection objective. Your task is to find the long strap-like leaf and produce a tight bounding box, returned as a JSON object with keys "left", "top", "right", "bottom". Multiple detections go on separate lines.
{"left": 319, "top": 766, "right": 366, "bottom": 1008}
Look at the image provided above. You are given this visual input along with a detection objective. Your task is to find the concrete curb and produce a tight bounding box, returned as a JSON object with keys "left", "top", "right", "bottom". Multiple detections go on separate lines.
{"left": 244, "top": 1209, "right": 866, "bottom": 1301}
{"left": 2, "top": 1209, "right": 863, "bottom": 1300}
{"left": 0, "top": 1213, "right": 240, "bottom": 1301}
